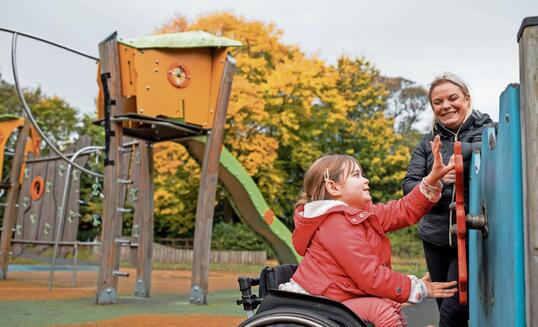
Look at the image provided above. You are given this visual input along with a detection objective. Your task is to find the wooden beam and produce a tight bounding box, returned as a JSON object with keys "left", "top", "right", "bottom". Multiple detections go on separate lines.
{"left": 0, "top": 122, "right": 31, "bottom": 278}
{"left": 518, "top": 16, "right": 538, "bottom": 327}
{"left": 134, "top": 141, "right": 154, "bottom": 297}
{"left": 190, "top": 54, "right": 236, "bottom": 304}
{"left": 96, "top": 33, "right": 125, "bottom": 304}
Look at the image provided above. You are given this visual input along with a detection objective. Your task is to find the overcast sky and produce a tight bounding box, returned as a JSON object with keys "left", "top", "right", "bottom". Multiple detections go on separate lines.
{"left": 1, "top": 0, "right": 536, "bottom": 128}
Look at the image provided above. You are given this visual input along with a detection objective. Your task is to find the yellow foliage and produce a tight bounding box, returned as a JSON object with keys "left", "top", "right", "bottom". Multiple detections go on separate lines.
{"left": 151, "top": 12, "right": 413, "bottom": 234}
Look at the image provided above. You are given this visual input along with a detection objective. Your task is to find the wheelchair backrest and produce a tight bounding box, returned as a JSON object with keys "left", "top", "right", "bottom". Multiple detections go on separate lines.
{"left": 259, "top": 264, "right": 298, "bottom": 298}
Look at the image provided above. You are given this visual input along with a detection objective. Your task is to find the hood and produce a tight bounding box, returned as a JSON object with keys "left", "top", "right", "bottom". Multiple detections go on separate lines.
{"left": 292, "top": 200, "right": 370, "bottom": 256}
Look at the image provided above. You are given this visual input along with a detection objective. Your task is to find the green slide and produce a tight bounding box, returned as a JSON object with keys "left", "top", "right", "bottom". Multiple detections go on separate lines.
{"left": 182, "top": 136, "right": 300, "bottom": 264}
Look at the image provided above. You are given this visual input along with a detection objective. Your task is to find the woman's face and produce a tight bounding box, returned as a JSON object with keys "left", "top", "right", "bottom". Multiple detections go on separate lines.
{"left": 430, "top": 81, "right": 470, "bottom": 131}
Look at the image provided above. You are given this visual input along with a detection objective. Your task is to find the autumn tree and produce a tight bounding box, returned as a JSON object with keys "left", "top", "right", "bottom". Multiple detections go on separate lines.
{"left": 152, "top": 13, "right": 414, "bottom": 235}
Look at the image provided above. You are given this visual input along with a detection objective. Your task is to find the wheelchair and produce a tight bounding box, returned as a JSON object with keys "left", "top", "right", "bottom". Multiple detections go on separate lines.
{"left": 237, "top": 264, "right": 375, "bottom": 327}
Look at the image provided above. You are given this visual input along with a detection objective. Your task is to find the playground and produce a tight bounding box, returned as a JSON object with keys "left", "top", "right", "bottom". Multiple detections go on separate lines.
{"left": 0, "top": 3, "right": 536, "bottom": 327}
{"left": 0, "top": 265, "right": 245, "bottom": 326}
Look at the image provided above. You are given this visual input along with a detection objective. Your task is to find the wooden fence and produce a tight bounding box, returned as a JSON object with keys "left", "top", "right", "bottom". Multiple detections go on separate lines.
{"left": 92, "top": 243, "right": 267, "bottom": 265}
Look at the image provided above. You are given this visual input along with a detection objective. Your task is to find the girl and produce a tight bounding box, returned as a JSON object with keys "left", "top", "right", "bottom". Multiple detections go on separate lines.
{"left": 281, "top": 135, "right": 458, "bottom": 327}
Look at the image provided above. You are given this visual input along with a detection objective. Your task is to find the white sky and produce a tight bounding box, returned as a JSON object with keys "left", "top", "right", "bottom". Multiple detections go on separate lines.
{"left": 0, "top": 0, "right": 536, "bottom": 127}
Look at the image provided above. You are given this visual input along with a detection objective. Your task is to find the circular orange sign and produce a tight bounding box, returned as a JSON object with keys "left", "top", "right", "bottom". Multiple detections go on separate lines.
{"left": 167, "top": 63, "right": 191, "bottom": 88}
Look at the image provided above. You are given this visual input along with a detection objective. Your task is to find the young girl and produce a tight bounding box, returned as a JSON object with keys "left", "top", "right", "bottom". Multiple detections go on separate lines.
{"left": 280, "top": 135, "right": 458, "bottom": 327}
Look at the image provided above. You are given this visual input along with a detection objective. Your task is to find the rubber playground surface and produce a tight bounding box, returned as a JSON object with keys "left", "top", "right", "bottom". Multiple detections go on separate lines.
{"left": 0, "top": 266, "right": 246, "bottom": 326}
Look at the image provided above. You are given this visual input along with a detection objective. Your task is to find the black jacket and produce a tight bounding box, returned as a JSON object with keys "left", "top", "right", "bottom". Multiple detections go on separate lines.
{"left": 402, "top": 110, "right": 494, "bottom": 246}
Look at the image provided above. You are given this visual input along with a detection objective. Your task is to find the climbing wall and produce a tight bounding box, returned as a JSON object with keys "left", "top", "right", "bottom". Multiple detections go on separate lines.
{"left": 11, "top": 136, "right": 92, "bottom": 257}
{"left": 468, "top": 84, "right": 526, "bottom": 326}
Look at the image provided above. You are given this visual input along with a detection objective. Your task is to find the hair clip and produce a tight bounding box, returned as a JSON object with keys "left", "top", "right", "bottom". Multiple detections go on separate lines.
{"left": 324, "top": 168, "right": 330, "bottom": 182}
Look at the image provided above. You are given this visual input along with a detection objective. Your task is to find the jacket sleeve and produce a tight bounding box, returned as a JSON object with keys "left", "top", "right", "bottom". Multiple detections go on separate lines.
{"left": 372, "top": 184, "right": 437, "bottom": 233}
{"left": 403, "top": 136, "right": 429, "bottom": 195}
{"left": 318, "top": 215, "right": 411, "bottom": 303}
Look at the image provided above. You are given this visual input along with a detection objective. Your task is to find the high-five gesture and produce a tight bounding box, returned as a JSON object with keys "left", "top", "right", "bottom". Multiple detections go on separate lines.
{"left": 424, "top": 135, "right": 455, "bottom": 186}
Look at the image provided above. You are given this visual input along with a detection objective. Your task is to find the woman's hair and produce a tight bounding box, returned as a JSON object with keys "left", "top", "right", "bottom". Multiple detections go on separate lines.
{"left": 428, "top": 72, "right": 473, "bottom": 129}
{"left": 296, "top": 154, "right": 361, "bottom": 208}
{"left": 427, "top": 72, "right": 472, "bottom": 108}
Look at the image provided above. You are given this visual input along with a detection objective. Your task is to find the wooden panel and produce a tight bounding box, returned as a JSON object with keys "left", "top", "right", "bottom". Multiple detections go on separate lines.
{"left": 96, "top": 34, "right": 126, "bottom": 304}
{"left": 0, "top": 122, "right": 30, "bottom": 278}
{"left": 518, "top": 19, "right": 538, "bottom": 327}
{"left": 133, "top": 141, "right": 153, "bottom": 297}
{"left": 191, "top": 55, "right": 236, "bottom": 304}
{"left": 60, "top": 136, "right": 92, "bottom": 256}
{"left": 134, "top": 48, "right": 212, "bottom": 127}
{"left": 21, "top": 161, "right": 47, "bottom": 245}
{"left": 11, "top": 151, "right": 33, "bottom": 257}
{"left": 35, "top": 159, "right": 58, "bottom": 253}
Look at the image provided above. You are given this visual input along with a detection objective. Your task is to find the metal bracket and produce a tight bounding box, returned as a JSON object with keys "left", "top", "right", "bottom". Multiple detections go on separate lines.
{"left": 97, "top": 287, "right": 117, "bottom": 304}
{"left": 190, "top": 284, "right": 206, "bottom": 304}
{"left": 134, "top": 279, "right": 149, "bottom": 297}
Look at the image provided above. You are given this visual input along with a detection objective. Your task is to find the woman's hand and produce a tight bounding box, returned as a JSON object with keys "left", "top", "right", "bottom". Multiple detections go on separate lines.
{"left": 424, "top": 135, "right": 455, "bottom": 186}
{"left": 424, "top": 279, "right": 458, "bottom": 299}
{"left": 442, "top": 155, "right": 456, "bottom": 185}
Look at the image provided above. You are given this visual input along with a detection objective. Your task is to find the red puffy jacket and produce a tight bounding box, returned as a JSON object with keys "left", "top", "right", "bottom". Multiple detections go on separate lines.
{"left": 291, "top": 185, "right": 436, "bottom": 303}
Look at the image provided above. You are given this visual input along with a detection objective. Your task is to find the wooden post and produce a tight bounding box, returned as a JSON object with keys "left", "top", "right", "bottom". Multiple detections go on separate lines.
{"left": 518, "top": 16, "right": 538, "bottom": 326}
{"left": 133, "top": 141, "right": 154, "bottom": 297}
{"left": 190, "top": 54, "right": 236, "bottom": 304}
{"left": 96, "top": 33, "right": 125, "bottom": 304}
{"left": 0, "top": 122, "right": 31, "bottom": 278}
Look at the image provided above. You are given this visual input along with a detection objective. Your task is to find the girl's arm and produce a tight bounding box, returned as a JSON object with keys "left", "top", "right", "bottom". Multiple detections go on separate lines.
{"left": 377, "top": 135, "right": 454, "bottom": 232}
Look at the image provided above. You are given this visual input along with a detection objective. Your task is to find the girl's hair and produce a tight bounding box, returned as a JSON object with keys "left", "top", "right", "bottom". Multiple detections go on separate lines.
{"left": 296, "top": 154, "right": 361, "bottom": 208}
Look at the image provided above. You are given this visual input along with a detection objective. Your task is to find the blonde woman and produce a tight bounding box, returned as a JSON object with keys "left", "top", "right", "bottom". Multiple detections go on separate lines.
{"left": 403, "top": 72, "right": 494, "bottom": 327}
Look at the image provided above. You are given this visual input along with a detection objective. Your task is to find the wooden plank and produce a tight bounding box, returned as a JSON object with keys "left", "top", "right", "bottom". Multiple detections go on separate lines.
{"left": 190, "top": 54, "right": 236, "bottom": 304}
{"left": 127, "top": 142, "right": 140, "bottom": 267}
{"left": 35, "top": 159, "right": 58, "bottom": 253}
{"left": 96, "top": 34, "right": 125, "bottom": 304}
{"left": 60, "top": 136, "right": 92, "bottom": 256}
{"left": 22, "top": 161, "right": 47, "bottom": 248}
{"left": 11, "top": 154, "right": 32, "bottom": 257}
{"left": 518, "top": 18, "right": 538, "bottom": 327}
{"left": 0, "top": 122, "right": 31, "bottom": 278}
{"left": 134, "top": 141, "right": 153, "bottom": 297}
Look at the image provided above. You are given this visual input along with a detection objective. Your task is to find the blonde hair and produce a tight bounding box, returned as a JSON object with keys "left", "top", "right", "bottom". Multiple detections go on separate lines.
{"left": 296, "top": 154, "right": 361, "bottom": 208}
{"left": 428, "top": 72, "right": 473, "bottom": 129}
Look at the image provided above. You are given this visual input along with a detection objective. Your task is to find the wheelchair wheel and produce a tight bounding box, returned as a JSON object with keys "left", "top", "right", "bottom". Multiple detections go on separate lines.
{"left": 238, "top": 308, "right": 342, "bottom": 327}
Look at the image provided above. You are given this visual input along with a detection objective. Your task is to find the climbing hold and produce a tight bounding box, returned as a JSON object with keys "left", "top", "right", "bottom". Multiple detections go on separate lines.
{"left": 263, "top": 209, "right": 275, "bottom": 225}
{"left": 30, "top": 176, "right": 45, "bottom": 201}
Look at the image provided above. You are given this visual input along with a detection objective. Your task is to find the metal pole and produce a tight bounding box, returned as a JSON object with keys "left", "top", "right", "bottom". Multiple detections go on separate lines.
{"left": 10, "top": 33, "right": 103, "bottom": 179}
{"left": 48, "top": 146, "right": 102, "bottom": 291}
{"left": 72, "top": 242, "right": 78, "bottom": 288}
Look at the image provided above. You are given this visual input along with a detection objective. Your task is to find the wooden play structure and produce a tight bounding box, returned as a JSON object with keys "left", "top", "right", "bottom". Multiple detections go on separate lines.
{"left": 0, "top": 27, "right": 299, "bottom": 307}
{"left": 95, "top": 31, "right": 242, "bottom": 304}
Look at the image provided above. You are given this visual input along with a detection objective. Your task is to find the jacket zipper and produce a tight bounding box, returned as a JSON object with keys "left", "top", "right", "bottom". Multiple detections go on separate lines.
{"left": 435, "top": 122, "right": 460, "bottom": 246}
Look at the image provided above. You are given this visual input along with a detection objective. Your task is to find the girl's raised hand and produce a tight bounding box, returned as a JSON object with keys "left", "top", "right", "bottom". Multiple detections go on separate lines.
{"left": 424, "top": 135, "right": 455, "bottom": 186}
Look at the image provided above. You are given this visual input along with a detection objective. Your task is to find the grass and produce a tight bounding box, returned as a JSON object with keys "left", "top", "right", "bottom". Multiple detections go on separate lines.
{"left": 10, "top": 246, "right": 427, "bottom": 276}
{"left": 0, "top": 290, "right": 245, "bottom": 327}
{"left": 392, "top": 256, "right": 428, "bottom": 276}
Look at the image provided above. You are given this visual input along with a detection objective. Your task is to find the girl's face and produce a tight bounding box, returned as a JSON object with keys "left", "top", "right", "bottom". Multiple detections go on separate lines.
{"left": 338, "top": 162, "right": 371, "bottom": 209}
{"left": 430, "top": 81, "right": 470, "bottom": 131}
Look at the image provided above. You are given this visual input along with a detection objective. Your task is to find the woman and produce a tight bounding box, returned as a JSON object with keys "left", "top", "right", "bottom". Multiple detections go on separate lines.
{"left": 403, "top": 72, "right": 494, "bottom": 327}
